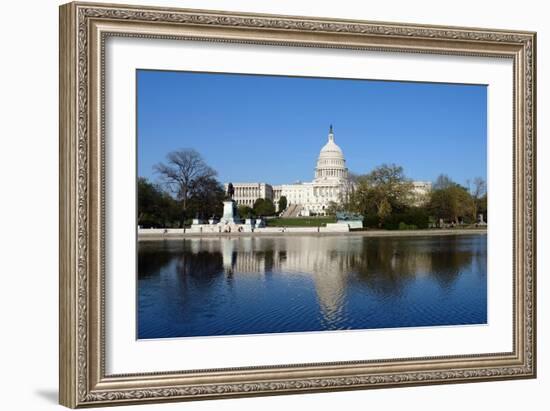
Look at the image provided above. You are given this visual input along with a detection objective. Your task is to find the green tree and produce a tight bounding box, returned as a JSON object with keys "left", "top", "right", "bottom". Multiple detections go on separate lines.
{"left": 277, "top": 195, "right": 288, "bottom": 213}
{"left": 137, "top": 177, "right": 180, "bottom": 227}
{"left": 325, "top": 201, "right": 341, "bottom": 216}
{"left": 429, "top": 183, "right": 475, "bottom": 224}
{"left": 347, "top": 164, "right": 414, "bottom": 227}
{"left": 382, "top": 207, "right": 430, "bottom": 230}
{"left": 364, "top": 164, "right": 414, "bottom": 212}
{"left": 185, "top": 175, "right": 225, "bottom": 222}
{"left": 137, "top": 177, "right": 158, "bottom": 223}
{"left": 253, "top": 198, "right": 276, "bottom": 216}
{"left": 377, "top": 197, "right": 392, "bottom": 226}
{"left": 238, "top": 205, "right": 255, "bottom": 218}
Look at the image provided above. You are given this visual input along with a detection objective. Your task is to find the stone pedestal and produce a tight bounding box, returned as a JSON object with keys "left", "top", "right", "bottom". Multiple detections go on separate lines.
{"left": 220, "top": 200, "right": 241, "bottom": 224}
{"left": 242, "top": 218, "right": 255, "bottom": 233}
{"left": 477, "top": 213, "right": 487, "bottom": 226}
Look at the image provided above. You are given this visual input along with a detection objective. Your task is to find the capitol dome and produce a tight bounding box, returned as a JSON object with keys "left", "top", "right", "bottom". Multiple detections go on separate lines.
{"left": 314, "top": 125, "right": 349, "bottom": 182}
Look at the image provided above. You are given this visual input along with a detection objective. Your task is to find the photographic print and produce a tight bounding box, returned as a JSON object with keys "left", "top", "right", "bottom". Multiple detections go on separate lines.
{"left": 137, "top": 70, "right": 488, "bottom": 339}
{"left": 60, "top": 4, "right": 536, "bottom": 406}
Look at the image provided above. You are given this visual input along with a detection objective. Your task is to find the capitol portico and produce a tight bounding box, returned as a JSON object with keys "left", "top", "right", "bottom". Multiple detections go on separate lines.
{"left": 227, "top": 126, "right": 431, "bottom": 216}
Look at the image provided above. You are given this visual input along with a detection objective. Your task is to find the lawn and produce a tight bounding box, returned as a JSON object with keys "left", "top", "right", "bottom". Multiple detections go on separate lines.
{"left": 266, "top": 217, "right": 336, "bottom": 227}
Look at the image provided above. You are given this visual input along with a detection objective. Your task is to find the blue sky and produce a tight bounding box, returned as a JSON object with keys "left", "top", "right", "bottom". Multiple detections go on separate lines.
{"left": 137, "top": 70, "right": 487, "bottom": 186}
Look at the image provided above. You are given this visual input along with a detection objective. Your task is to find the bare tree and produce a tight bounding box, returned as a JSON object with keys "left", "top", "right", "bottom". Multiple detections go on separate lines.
{"left": 471, "top": 177, "right": 487, "bottom": 199}
{"left": 433, "top": 174, "right": 455, "bottom": 190}
{"left": 154, "top": 149, "right": 217, "bottom": 219}
{"left": 470, "top": 177, "right": 487, "bottom": 221}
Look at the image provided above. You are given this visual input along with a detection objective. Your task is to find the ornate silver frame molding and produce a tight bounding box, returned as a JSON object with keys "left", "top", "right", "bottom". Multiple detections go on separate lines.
{"left": 59, "top": 2, "right": 536, "bottom": 408}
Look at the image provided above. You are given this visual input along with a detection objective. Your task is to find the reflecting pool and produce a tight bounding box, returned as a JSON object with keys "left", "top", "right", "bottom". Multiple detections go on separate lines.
{"left": 137, "top": 234, "right": 487, "bottom": 339}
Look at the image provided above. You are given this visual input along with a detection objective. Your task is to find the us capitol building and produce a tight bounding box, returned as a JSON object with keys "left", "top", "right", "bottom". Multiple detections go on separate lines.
{"left": 226, "top": 126, "right": 431, "bottom": 217}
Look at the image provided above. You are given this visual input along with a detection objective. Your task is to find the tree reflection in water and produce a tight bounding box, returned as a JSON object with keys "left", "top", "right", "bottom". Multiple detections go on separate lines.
{"left": 138, "top": 234, "right": 487, "bottom": 339}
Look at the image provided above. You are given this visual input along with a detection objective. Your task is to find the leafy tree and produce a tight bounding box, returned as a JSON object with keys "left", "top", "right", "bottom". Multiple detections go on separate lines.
{"left": 382, "top": 207, "right": 430, "bottom": 230}
{"left": 346, "top": 164, "right": 414, "bottom": 227}
{"left": 185, "top": 175, "right": 225, "bottom": 221}
{"left": 137, "top": 177, "right": 180, "bottom": 227}
{"left": 365, "top": 164, "right": 414, "bottom": 211}
{"left": 429, "top": 183, "right": 475, "bottom": 224}
{"left": 154, "top": 149, "right": 217, "bottom": 221}
{"left": 138, "top": 177, "right": 159, "bottom": 222}
{"left": 344, "top": 165, "right": 484, "bottom": 229}
{"left": 238, "top": 205, "right": 255, "bottom": 218}
{"left": 277, "top": 195, "right": 288, "bottom": 213}
{"left": 253, "top": 198, "right": 276, "bottom": 216}
{"left": 377, "top": 197, "right": 392, "bottom": 226}
{"left": 325, "top": 201, "right": 341, "bottom": 216}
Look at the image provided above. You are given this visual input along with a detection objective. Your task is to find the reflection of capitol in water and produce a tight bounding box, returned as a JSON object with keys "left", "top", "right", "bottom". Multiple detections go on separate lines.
{"left": 182, "top": 236, "right": 479, "bottom": 325}
{"left": 187, "top": 237, "right": 356, "bottom": 323}
{"left": 186, "top": 236, "right": 438, "bottom": 275}
{"left": 138, "top": 234, "right": 487, "bottom": 338}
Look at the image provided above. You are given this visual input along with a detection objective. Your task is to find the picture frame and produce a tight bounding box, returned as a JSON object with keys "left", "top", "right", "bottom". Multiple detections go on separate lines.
{"left": 59, "top": 1, "right": 536, "bottom": 408}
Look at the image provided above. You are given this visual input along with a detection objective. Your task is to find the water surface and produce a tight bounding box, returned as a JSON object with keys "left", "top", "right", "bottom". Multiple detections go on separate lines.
{"left": 138, "top": 234, "right": 487, "bottom": 339}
